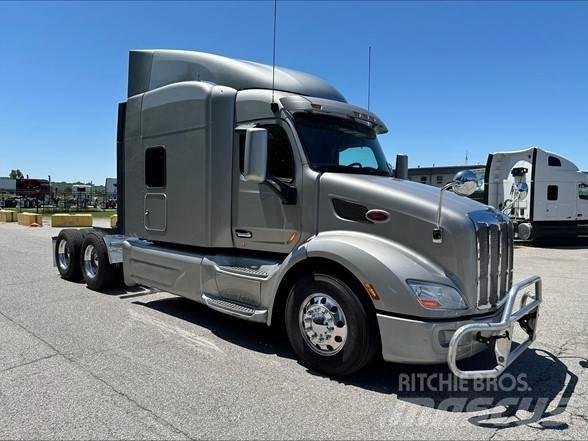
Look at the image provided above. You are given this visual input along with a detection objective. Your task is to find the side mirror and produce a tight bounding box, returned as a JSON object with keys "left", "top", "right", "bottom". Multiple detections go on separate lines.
{"left": 516, "top": 182, "right": 529, "bottom": 201}
{"left": 452, "top": 170, "right": 478, "bottom": 197}
{"left": 433, "top": 169, "right": 478, "bottom": 243}
{"left": 243, "top": 128, "right": 267, "bottom": 183}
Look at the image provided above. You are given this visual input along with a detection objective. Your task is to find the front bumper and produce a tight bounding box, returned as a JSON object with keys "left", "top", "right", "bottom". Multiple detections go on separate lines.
{"left": 377, "top": 275, "right": 541, "bottom": 379}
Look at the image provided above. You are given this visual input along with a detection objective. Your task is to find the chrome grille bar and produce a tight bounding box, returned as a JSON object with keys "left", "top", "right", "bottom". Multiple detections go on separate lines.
{"left": 497, "top": 222, "right": 503, "bottom": 300}
{"left": 475, "top": 222, "right": 481, "bottom": 308}
{"left": 488, "top": 223, "right": 500, "bottom": 305}
{"left": 499, "top": 221, "right": 509, "bottom": 301}
{"left": 474, "top": 216, "right": 515, "bottom": 309}
{"left": 477, "top": 223, "right": 490, "bottom": 308}
{"left": 508, "top": 221, "right": 514, "bottom": 290}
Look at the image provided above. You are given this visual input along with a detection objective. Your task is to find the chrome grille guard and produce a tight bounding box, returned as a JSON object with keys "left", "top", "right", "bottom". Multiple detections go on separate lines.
{"left": 447, "top": 275, "right": 542, "bottom": 379}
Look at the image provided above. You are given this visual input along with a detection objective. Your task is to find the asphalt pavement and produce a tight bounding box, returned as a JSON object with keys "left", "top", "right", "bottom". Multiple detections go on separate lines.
{"left": 0, "top": 220, "right": 586, "bottom": 440}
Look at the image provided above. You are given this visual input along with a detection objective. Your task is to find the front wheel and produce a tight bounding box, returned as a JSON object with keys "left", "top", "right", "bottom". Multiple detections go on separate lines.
{"left": 285, "top": 272, "right": 379, "bottom": 377}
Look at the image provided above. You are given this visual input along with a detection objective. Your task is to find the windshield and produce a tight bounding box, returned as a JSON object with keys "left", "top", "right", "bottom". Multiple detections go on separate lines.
{"left": 294, "top": 113, "right": 390, "bottom": 176}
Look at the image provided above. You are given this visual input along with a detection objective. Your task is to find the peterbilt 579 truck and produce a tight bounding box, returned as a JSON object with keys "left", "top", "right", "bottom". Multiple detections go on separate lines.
{"left": 53, "top": 50, "right": 542, "bottom": 379}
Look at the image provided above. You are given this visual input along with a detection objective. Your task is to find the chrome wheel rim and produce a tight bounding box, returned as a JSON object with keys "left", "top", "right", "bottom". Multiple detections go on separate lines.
{"left": 57, "top": 240, "right": 70, "bottom": 271}
{"left": 83, "top": 244, "right": 99, "bottom": 279}
{"left": 299, "top": 293, "right": 348, "bottom": 356}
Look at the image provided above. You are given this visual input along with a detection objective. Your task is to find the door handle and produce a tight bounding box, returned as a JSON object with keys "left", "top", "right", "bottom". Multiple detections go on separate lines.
{"left": 235, "top": 230, "right": 253, "bottom": 238}
{"left": 145, "top": 210, "right": 149, "bottom": 216}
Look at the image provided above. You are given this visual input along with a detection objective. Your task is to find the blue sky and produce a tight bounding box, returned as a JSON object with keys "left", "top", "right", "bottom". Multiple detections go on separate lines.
{"left": 1, "top": 1, "right": 586, "bottom": 183}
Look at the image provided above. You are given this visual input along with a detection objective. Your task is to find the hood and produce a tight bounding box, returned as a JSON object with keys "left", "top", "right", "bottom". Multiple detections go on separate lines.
{"left": 317, "top": 173, "right": 493, "bottom": 307}
{"left": 320, "top": 173, "right": 486, "bottom": 227}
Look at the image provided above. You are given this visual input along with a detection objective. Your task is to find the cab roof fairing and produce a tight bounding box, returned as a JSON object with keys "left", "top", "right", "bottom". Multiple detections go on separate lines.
{"left": 128, "top": 49, "right": 347, "bottom": 103}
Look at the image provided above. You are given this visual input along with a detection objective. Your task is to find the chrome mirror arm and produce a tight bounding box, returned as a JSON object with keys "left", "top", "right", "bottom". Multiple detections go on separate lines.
{"left": 502, "top": 182, "right": 529, "bottom": 216}
{"left": 502, "top": 195, "right": 519, "bottom": 215}
{"left": 433, "top": 183, "right": 453, "bottom": 244}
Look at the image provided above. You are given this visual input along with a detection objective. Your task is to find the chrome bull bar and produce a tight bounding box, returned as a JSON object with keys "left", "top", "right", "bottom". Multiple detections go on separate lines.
{"left": 448, "top": 275, "right": 542, "bottom": 379}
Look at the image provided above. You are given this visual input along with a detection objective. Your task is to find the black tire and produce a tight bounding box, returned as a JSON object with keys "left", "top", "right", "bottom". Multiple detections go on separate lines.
{"left": 80, "top": 233, "right": 120, "bottom": 290}
{"left": 55, "top": 229, "right": 84, "bottom": 281}
{"left": 285, "top": 272, "right": 379, "bottom": 377}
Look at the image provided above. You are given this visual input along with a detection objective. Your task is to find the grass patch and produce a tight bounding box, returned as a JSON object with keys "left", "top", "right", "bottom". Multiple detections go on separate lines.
{"left": 41, "top": 210, "right": 117, "bottom": 219}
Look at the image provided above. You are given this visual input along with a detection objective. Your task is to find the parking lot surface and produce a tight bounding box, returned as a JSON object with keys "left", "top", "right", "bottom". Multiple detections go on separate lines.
{"left": 0, "top": 221, "right": 586, "bottom": 440}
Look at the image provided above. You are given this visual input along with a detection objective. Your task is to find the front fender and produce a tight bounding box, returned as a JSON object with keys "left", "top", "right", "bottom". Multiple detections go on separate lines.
{"left": 304, "top": 231, "right": 469, "bottom": 319}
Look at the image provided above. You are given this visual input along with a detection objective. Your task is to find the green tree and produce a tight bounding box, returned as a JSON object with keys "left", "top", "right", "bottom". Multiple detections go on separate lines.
{"left": 9, "top": 169, "right": 24, "bottom": 179}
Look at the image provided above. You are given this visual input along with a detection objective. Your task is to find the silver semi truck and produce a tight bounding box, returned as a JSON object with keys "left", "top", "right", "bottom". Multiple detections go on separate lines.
{"left": 53, "top": 50, "right": 542, "bottom": 379}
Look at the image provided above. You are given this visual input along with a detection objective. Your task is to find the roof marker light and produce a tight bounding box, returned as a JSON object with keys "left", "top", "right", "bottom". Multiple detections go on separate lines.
{"left": 287, "top": 232, "right": 298, "bottom": 244}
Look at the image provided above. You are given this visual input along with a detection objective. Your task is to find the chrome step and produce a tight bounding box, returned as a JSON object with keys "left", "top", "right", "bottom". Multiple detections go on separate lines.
{"left": 202, "top": 294, "right": 267, "bottom": 323}
{"left": 217, "top": 265, "right": 269, "bottom": 279}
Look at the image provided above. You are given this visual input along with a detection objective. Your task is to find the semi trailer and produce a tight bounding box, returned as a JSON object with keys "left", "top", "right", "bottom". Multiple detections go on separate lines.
{"left": 485, "top": 146, "right": 588, "bottom": 241}
{"left": 52, "top": 50, "right": 542, "bottom": 379}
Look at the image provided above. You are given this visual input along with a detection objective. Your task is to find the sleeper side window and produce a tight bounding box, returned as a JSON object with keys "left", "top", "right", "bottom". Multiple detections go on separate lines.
{"left": 145, "top": 146, "right": 166, "bottom": 188}
{"left": 548, "top": 156, "right": 562, "bottom": 167}
{"left": 547, "top": 185, "right": 558, "bottom": 201}
{"left": 261, "top": 125, "right": 295, "bottom": 183}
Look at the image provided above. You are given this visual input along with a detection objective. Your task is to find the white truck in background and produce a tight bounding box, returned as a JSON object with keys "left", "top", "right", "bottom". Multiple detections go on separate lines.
{"left": 72, "top": 184, "right": 95, "bottom": 208}
{"left": 104, "top": 178, "right": 117, "bottom": 209}
{"left": 485, "top": 146, "right": 588, "bottom": 240}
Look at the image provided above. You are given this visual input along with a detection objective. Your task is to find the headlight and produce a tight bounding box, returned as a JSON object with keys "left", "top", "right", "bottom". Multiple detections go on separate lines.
{"left": 408, "top": 281, "right": 467, "bottom": 310}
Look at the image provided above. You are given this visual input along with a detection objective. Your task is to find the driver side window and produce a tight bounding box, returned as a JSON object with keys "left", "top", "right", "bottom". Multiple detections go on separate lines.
{"left": 339, "top": 146, "right": 378, "bottom": 168}
{"left": 238, "top": 125, "right": 295, "bottom": 183}
{"left": 262, "top": 125, "right": 295, "bottom": 183}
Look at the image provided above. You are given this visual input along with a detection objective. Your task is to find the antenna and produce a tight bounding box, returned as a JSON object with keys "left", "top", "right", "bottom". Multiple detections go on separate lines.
{"left": 465, "top": 150, "right": 469, "bottom": 165}
{"left": 270, "top": 0, "right": 278, "bottom": 113}
{"left": 367, "top": 46, "right": 372, "bottom": 112}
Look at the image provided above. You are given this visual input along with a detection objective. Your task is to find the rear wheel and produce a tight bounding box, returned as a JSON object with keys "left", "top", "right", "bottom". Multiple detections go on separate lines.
{"left": 80, "top": 233, "right": 120, "bottom": 290}
{"left": 285, "top": 272, "right": 379, "bottom": 377}
{"left": 55, "top": 229, "right": 83, "bottom": 280}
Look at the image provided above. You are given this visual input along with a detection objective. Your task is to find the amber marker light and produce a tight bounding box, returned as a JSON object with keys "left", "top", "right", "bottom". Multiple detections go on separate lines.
{"left": 287, "top": 232, "right": 297, "bottom": 244}
{"left": 364, "top": 282, "right": 380, "bottom": 300}
{"left": 417, "top": 298, "right": 443, "bottom": 309}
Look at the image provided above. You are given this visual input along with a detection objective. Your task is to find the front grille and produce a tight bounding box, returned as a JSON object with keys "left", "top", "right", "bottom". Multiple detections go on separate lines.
{"left": 475, "top": 218, "right": 514, "bottom": 309}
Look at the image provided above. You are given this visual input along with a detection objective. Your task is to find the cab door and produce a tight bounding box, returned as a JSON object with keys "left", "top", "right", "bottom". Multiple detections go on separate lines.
{"left": 577, "top": 182, "right": 588, "bottom": 222}
{"left": 232, "top": 121, "right": 301, "bottom": 253}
